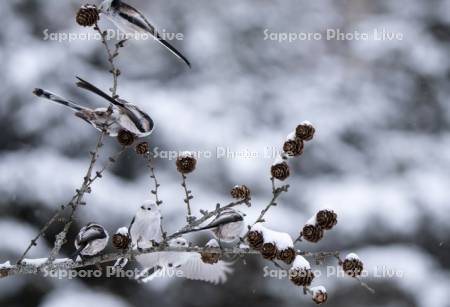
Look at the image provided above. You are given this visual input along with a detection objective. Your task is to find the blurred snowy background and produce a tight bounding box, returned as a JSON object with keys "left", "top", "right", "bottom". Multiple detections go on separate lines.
{"left": 1, "top": 0, "right": 450, "bottom": 306}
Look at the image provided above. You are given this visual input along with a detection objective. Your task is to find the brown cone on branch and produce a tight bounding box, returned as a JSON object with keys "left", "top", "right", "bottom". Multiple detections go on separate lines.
{"left": 277, "top": 247, "right": 296, "bottom": 265}
{"left": 76, "top": 4, "right": 99, "bottom": 27}
{"left": 135, "top": 142, "right": 150, "bottom": 155}
{"left": 283, "top": 137, "right": 304, "bottom": 157}
{"left": 112, "top": 229, "right": 131, "bottom": 250}
{"left": 289, "top": 267, "right": 315, "bottom": 287}
{"left": 316, "top": 209, "right": 338, "bottom": 230}
{"left": 271, "top": 161, "right": 290, "bottom": 181}
{"left": 176, "top": 152, "right": 197, "bottom": 174}
{"left": 200, "top": 239, "right": 221, "bottom": 264}
{"left": 117, "top": 130, "right": 135, "bottom": 147}
{"left": 311, "top": 286, "right": 328, "bottom": 304}
{"left": 230, "top": 185, "right": 251, "bottom": 200}
{"left": 301, "top": 224, "right": 324, "bottom": 243}
{"left": 261, "top": 242, "right": 278, "bottom": 260}
{"left": 247, "top": 230, "right": 264, "bottom": 250}
{"left": 296, "top": 121, "right": 315, "bottom": 141}
{"left": 342, "top": 254, "right": 364, "bottom": 277}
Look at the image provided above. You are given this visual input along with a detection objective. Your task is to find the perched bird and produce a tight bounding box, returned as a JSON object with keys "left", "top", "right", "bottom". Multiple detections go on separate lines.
{"left": 136, "top": 238, "right": 232, "bottom": 284}
{"left": 75, "top": 77, "right": 154, "bottom": 137}
{"left": 176, "top": 208, "right": 245, "bottom": 243}
{"left": 129, "top": 201, "right": 162, "bottom": 249}
{"left": 72, "top": 223, "right": 109, "bottom": 260}
{"left": 32, "top": 78, "right": 154, "bottom": 137}
{"left": 98, "top": 0, "right": 191, "bottom": 68}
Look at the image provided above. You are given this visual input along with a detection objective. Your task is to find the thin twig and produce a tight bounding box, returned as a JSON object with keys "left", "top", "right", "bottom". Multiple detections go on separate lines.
{"left": 180, "top": 174, "right": 194, "bottom": 224}
{"left": 144, "top": 152, "right": 166, "bottom": 240}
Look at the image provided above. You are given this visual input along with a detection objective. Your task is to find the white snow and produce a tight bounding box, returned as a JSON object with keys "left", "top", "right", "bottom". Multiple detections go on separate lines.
{"left": 311, "top": 285, "right": 327, "bottom": 294}
{"left": 251, "top": 223, "right": 294, "bottom": 249}
{"left": 285, "top": 131, "right": 296, "bottom": 141}
{"left": 0, "top": 261, "right": 11, "bottom": 269}
{"left": 205, "top": 239, "right": 219, "bottom": 248}
{"left": 291, "top": 255, "right": 311, "bottom": 270}
{"left": 116, "top": 227, "right": 129, "bottom": 236}
{"left": 345, "top": 253, "right": 360, "bottom": 261}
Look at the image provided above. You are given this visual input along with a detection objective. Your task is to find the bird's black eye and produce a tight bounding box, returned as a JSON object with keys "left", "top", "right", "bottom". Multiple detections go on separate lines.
{"left": 148, "top": 208, "right": 151, "bottom": 211}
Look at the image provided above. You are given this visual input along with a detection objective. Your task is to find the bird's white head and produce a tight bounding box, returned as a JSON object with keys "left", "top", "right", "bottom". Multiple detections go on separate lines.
{"left": 169, "top": 237, "right": 188, "bottom": 247}
{"left": 137, "top": 200, "right": 161, "bottom": 218}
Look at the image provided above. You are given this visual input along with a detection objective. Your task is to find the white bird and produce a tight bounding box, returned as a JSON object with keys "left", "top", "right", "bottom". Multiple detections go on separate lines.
{"left": 176, "top": 208, "right": 245, "bottom": 243}
{"left": 98, "top": 0, "right": 191, "bottom": 68}
{"left": 129, "top": 201, "right": 162, "bottom": 249}
{"left": 33, "top": 78, "right": 154, "bottom": 137}
{"left": 136, "top": 238, "right": 233, "bottom": 284}
{"left": 72, "top": 223, "right": 109, "bottom": 260}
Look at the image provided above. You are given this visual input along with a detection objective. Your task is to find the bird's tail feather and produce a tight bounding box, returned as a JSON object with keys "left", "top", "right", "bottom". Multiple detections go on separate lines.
{"left": 75, "top": 77, "right": 125, "bottom": 107}
{"left": 70, "top": 245, "right": 86, "bottom": 261}
{"left": 154, "top": 34, "right": 191, "bottom": 68}
{"left": 33, "top": 88, "right": 86, "bottom": 112}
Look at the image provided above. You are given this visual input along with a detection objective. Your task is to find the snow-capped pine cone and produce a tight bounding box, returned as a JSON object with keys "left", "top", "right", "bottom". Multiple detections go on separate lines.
{"left": 271, "top": 161, "right": 290, "bottom": 181}
{"left": 76, "top": 4, "right": 99, "bottom": 27}
{"left": 261, "top": 242, "right": 278, "bottom": 260}
{"left": 283, "top": 138, "right": 304, "bottom": 157}
{"left": 316, "top": 209, "right": 337, "bottom": 230}
{"left": 117, "top": 130, "right": 135, "bottom": 147}
{"left": 342, "top": 258, "right": 364, "bottom": 277}
{"left": 277, "top": 247, "right": 296, "bottom": 265}
{"left": 295, "top": 122, "right": 315, "bottom": 141}
{"left": 200, "top": 251, "right": 220, "bottom": 264}
{"left": 301, "top": 224, "right": 324, "bottom": 243}
{"left": 135, "top": 142, "right": 150, "bottom": 155}
{"left": 112, "top": 233, "right": 130, "bottom": 250}
{"left": 247, "top": 230, "right": 264, "bottom": 250}
{"left": 230, "top": 185, "right": 251, "bottom": 200}
{"left": 176, "top": 155, "right": 197, "bottom": 174}
{"left": 312, "top": 289, "right": 328, "bottom": 304}
{"left": 289, "top": 268, "right": 315, "bottom": 286}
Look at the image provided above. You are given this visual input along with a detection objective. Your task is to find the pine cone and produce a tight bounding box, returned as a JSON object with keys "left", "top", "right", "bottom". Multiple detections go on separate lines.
{"left": 247, "top": 230, "right": 264, "bottom": 250}
{"left": 117, "top": 130, "right": 135, "bottom": 147}
{"left": 316, "top": 209, "right": 337, "bottom": 230}
{"left": 135, "top": 142, "right": 150, "bottom": 155}
{"left": 301, "top": 224, "right": 324, "bottom": 243}
{"left": 200, "top": 251, "right": 220, "bottom": 264}
{"left": 271, "top": 161, "right": 290, "bottom": 181}
{"left": 289, "top": 268, "right": 315, "bottom": 286}
{"left": 311, "top": 287, "right": 328, "bottom": 304}
{"left": 277, "top": 247, "right": 296, "bottom": 265}
{"left": 283, "top": 138, "right": 304, "bottom": 157}
{"left": 0, "top": 269, "right": 8, "bottom": 278}
{"left": 76, "top": 5, "right": 99, "bottom": 27}
{"left": 176, "top": 153, "right": 197, "bottom": 174}
{"left": 261, "top": 242, "right": 278, "bottom": 260}
{"left": 230, "top": 185, "right": 251, "bottom": 200}
{"left": 342, "top": 258, "right": 364, "bottom": 277}
{"left": 200, "top": 239, "right": 221, "bottom": 264}
{"left": 112, "top": 233, "right": 130, "bottom": 250}
{"left": 295, "top": 122, "right": 315, "bottom": 141}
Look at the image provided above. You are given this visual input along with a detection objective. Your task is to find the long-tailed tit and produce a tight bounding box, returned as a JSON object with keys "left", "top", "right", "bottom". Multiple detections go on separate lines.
{"left": 177, "top": 208, "right": 245, "bottom": 243}
{"left": 136, "top": 238, "right": 232, "bottom": 284}
{"left": 75, "top": 77, "right": 154, "bottom": 137}
{"left": 98, "top": 0, "right": 191, "bottom": 68}
{"left": 33, "top": 82, "right": 154, "bottom": 138}
{"left": 129, "top": 200, "right": 162, "bottom": 249}
{"left": 72, "top": 223, "right": 109, "bottom": 260}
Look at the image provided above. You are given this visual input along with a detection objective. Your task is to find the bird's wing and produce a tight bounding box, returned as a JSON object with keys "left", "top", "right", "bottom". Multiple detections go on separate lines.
{"left": 77, "top": 225, "right": 108, "bottom": 245}
{"left": 202, "top": 212, "right": 244, "bottom": 230}
{"left": 177, "top": 253, "right": 233, "bottom": 284}
{"left": 118, "top": 3, "right": 191, "bottom": 68}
